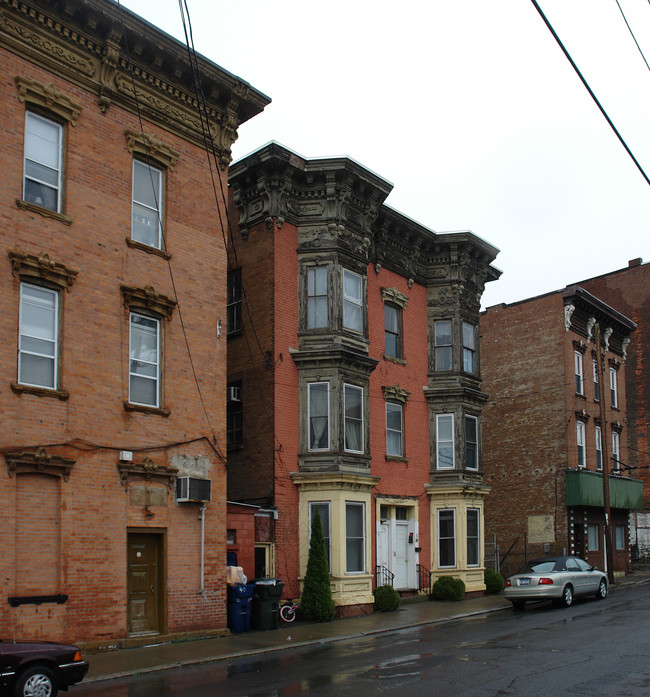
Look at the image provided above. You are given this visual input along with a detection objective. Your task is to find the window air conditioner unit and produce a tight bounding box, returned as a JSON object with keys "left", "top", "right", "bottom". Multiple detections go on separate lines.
{"left": 228, "top": 386, "right": 241, "bottom": 402}
{"left": 176, "top": 477, "right": 211, "bottom": 503}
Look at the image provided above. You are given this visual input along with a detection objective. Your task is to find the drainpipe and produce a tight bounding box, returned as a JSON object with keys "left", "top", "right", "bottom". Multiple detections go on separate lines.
{"left": 199, "top": 505, "right": 207, "bottom": 593}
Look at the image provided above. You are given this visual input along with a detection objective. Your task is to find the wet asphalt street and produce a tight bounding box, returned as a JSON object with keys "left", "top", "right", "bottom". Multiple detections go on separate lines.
{"left": 74, "top": 582, "right": 650, "bottom": 697}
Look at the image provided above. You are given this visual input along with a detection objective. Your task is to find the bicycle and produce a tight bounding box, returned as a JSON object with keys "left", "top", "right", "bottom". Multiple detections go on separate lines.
{"left": 279, "top": 597, "right": 300, "bottom": 623}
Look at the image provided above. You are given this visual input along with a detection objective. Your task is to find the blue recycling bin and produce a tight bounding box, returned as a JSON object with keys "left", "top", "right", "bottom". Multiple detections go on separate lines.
{"left": 227, "top": 583, "right": 255, "bottom": 633}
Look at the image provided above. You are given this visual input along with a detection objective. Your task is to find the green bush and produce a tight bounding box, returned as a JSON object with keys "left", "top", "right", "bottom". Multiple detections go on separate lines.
{"left": 373, "top": 585, "right": 401, "bottom": 612}
{"left": 431, "top": 576, "right": 465, "bottom": 601}
{"left": 484, "top": 569, "right": 505, "bottom": 594}
{"left": 299, "top": 510, "right": 335, "bottom": 622}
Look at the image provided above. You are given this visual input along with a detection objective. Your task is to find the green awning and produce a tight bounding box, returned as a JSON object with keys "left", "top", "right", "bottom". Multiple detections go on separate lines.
{"left": 565, "top": 469, "right": 643, "bottom": 509}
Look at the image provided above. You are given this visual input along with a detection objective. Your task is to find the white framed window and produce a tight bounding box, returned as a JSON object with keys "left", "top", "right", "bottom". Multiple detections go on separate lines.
{"left": 227, "top": 269, "right": 242, "bottom": 334}
{"left": 308, "top": 382, "right": 329, "bottom": 451}
{"left": 462, "top": 322, "right": 476, "bottom": 373}
{"left": 610, "top": 367, "right": 618, "bottom": 408}
{"left": 465, "top": 415, "right": 478, "bottom": 470}
{"left": 467, "top": 508, "right": 480, "bottom": 566}
{"left": 344, "top": 384, "right": 364, "bottom": 453}
{"left": 574, "top": 351, "right": 584, "bottom": 395}
{"left": 129, "top": 312, "right": 160, "bottom": 407}
{"left": 576, "top": 421, "right": 586, "bottom": 468}
{"left": 615, "top": 524, "right": 626, "bottom": 550}
{"left": 384, "top": 303, "right": 401, "bottom": 358}
{"left": 436, "top": 414, "right": 454, "bottom": 469}
{"left": 434, "top": 320, "right": 452, "bottom": 371}
{"left": 342, "top": 269, "right": 362, "bottom": 332}
{"left": 132, "top": 159, "right": 163, "bottom": 248}
{"left": 587, "top": 524, "right": 599, "bottom": 551}
{"left": 309, "top": 501, "right": 331, "bottom": 570}
{"left": 345, "top": 502, "right": 365, "bottom": 573}
{"left": 386, "top": 402, "right": 403, "bottom": 457}
{"left": 595, "top": 425, "right": 603, "bottom": 471}
{"left": 307, "top": 266, "right": 328, "bottom": 329}
{"left": 611, "top": 430, "right": 620, "bottom": 472}
{"left": 23, "top": 111, "right": 63, "bottom": 212}
{"left": 593, "top": 358, "right": 600, "bottom": 401}
{"left": 18, "top": 283, "right": 58, "bottom": 389}
{"left": 438, "top": 508, "right": 456, "bottom": 568}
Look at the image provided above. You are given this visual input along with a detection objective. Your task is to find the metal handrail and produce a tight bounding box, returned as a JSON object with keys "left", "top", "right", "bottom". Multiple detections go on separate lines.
{"left": 375, "top": 565, "right": 395, "bottom": 588}
{"left": 417, "top": 564, "right": 432, "bottom": 595}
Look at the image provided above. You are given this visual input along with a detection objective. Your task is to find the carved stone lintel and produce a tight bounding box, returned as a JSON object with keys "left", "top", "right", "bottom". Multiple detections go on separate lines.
{"left": 117, "top": 457, "right": 178, "bottom": 489}
{"left": 15, "top": 76, "right": 82, "bottom": 125}
{"left": 380, "top": 287, "right": 409, "bottom": 309}
{"left": 125, "top": 130, "right": 180, "bottom": 171}
{"left": 121, "top": 284, "right": 176, "bottom": 320}
{"left": 9, "top": 250, "right": 78, "bottom": 291}
{"left": 382, "top": 384, "right": 411, "bottom": 404}
{"left": 5, "top": 447, "right": 75, "bottom": 481}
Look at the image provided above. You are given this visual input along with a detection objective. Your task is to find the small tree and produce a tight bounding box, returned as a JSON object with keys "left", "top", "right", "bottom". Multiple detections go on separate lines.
{"left": 300, "top": 509, "right": 335, "bottom": 622}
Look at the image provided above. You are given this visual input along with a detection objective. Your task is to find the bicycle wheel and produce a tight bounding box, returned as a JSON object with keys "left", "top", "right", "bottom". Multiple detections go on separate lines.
{"left": 280, "top": 604, "right": 295, "bottom": 622}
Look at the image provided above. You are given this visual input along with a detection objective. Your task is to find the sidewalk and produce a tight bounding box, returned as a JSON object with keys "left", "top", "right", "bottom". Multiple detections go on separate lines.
{"left": 84, "top": 571, "right": 650, "bottom": 684}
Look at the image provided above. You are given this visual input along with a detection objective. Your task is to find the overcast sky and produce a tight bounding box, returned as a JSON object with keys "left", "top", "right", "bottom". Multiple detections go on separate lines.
{"left": 121, "top": 0, "right": 650, "bottom": 309}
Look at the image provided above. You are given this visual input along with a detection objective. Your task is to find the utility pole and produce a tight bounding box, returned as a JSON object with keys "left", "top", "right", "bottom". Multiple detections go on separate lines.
{"left": 595, "top": 323, "right": 615, "bottom": 583}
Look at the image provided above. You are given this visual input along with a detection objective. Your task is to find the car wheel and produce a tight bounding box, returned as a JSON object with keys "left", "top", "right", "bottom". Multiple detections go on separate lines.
{"left": 561, "top": 584, "right": 574, "bottom": 608}
{"left": 13, "top": 665, "right": 58, "bottom": 697}
{"left": 595, "top": 578, "right": 607, "bottom": 600}
{"left": 512, "top": 600, "right": 526, "bottom": 611}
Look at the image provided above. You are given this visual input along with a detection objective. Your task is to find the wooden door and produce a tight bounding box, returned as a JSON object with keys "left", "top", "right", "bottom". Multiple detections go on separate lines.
{"left": 127, "top": 533, "right": 162, "bottom": 635}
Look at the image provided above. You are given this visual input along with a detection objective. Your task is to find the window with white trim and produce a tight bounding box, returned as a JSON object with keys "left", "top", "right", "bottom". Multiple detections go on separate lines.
{"left": 610, "top": 367, "right": 618, "bottom": 408}
{"left": 129, "top": 312, "right": 160, "bottom": 407}
{"left": 574, "top": 351, "right": 584, "bottom": 395}
{"left": 131, "top": 159, "right": 163, "bottom": 249}
{"left": 227, "top": 269, "right": 242, "bottom": 334}
{"left": 593, "top": 358, "right": 600, "bottom": 402}
{"left": 309, "top": 501, "right": 331, "bottom": 570}
{"left": 434, "top": 320, "right": 452, "bottom": 371}
{"left": 438, "top": 508, "right": 456, "bottom": 567}
{"left": 18, "top": 283, "right": 58, "bottom": 389}
{"left": 386, "top": 402, "right": 403, "bottom": 457}
{"left": 436, "top": 414, "right": 454, "bottom": 469}
{"left": 344, "top": 384, "right": 364, "bottom": 453}
{"left": 467, "top": 508, "right": 480, "bottom": 566}
{"left": 345, "top": 502, "right": 365, "bottom": 573}
{"left": 595, "top": 425, "right": 603, "bottom": 471}
{"left": 576, "top": 420, "right": 586, "bottom": 468}
{"left": 307, "top": 266, "right": 328, "bottom": 329}
{"left": 308, "top": 382, "right": 329, "bottom": 451}
{"left": 587, "top": 524, "right": 599, "bottom": 551}
{"left": 462, "top": 322, "right": 476, "bottom": 374}
{"left": 465, "top": 415, "right": 478, "bottom": 470}
{"left": 342, "top": 269, "right": 362, "bottom": 332}
{"left": 611, "top": 430, "right": 620, "bottom": 472}
{"left": 23, "top": 112, "right": 63, "bottom": 213}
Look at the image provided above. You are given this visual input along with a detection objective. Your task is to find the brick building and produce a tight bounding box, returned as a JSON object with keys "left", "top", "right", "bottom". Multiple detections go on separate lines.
{"left": 0, "top": 0, "right": 268, "bottom": 643}
{"left": 481, "top": 284, "right": 641, "bottom": 578}
{"left": 226, "top": 142, "right": 500, "bottom": 614}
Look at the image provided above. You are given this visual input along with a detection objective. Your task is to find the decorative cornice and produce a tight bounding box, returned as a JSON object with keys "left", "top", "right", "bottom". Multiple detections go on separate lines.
{"left": 380, "top": 286, "right": 409, "bottom": 309}
{"left": 15, "top": 75, "right": 82, "bottom": 124}
{"left": 121, "top": 284, "right": 176, "bottom": 320}
{"left": 125, "top": 130, "right": 179, "bottom": 171}
{"left": 5, "top": 447, "right": 75, "bottom": 480}
{"left": 117, "top": 457, "right": 178, "bottom": 488}
{"left": 9, "top": 250, "right": 78, "bottom": 291}
{"left": 382, "top": 384, "right": 410, "bottom": 404}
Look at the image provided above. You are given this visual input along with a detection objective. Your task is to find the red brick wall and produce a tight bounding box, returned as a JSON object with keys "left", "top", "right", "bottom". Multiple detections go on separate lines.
{"left": 227, "top": 503, "right": 257, "bottom": 581}
{"left": 1, "top": 53, "right": 228, "bottom": 642}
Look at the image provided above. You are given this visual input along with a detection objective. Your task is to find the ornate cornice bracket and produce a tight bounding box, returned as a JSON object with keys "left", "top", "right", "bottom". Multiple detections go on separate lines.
{"left": 15, "top": 76, "right": 82, "bottom": 125}
{"left": 125, "top": 130, "right": 180, "bottom": 171}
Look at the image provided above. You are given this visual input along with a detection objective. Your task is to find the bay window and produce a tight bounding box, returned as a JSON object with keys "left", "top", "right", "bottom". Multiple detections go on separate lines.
{"left": 308, "top": 382, "right": 329, "bottom": 451}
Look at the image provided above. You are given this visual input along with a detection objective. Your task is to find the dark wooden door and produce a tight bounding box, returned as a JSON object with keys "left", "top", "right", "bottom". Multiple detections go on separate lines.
{"left": 127, "top": 533, "right": 161, "bottom": 635}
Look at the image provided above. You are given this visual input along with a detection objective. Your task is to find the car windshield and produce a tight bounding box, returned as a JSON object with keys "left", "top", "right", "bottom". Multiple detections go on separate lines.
{"left": 518, "top": 559, "right": 559, "bottom": 574}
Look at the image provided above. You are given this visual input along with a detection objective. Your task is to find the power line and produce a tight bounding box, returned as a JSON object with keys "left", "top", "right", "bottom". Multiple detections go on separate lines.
{"left": 615, "top": 0, "right": 650, "bottom": 72}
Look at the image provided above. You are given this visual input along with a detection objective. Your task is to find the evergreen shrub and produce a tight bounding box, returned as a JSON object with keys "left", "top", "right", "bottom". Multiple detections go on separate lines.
{"left": 299, "top": 510, "right": 335, "bottom": 622}
{"left": 373, "top": 584, "right": 401, "bottom": 612}
{"left": 431, "top": 576, "right": 465, "bottom": 601}
{"left": 484, "top": 568, "right": 505, "bottom": 594}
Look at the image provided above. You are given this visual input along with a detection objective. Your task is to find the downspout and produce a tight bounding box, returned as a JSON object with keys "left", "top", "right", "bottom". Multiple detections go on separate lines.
{"left": 199, "top": 504, "right": 206, "bottom": 593}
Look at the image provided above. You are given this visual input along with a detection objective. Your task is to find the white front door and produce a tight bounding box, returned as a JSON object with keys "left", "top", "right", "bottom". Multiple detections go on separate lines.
{"left": 394, "top": 521, "right": 409, "bottom": 588}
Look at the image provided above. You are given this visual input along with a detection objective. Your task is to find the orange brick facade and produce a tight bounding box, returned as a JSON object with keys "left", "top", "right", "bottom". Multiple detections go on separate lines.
{"left": 0, "top": 0, "right": 268, "bottom": 643}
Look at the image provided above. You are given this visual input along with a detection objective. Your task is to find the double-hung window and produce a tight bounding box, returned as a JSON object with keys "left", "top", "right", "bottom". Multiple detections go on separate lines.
{"left": 23, "top": 112, "right": 63, "bottom": 213}
{"left": 610, "top": 367, "right": 618, "bottom": 408}
{"left": 467, "top": 509, "right": 480, "bottom": 566}
{"left": 434, "top": 320, "right": 452, "bottom": 371}
{"left": 308, "top": 382, "right": 329, "bottom": 451}
{"left": 384, "top": 304, "right": 401, "bottom": 358}
{"left": 345, "top": 502, "right": 365, "bottom": 573}
{"left": 588, "top": 524, "right": 599, "bottom": 551}
{"left": 227, "top": 270, "right": 242, "bottom": 334}
{"left": 309, "top": 502, "right": 331, "bottom": 570}
{"left": 342, "top": 269, "right": 362, "bottom": 332}
{"left": 307, "top": 267, "right": 328, "bottom": 329}
{"left": 18, "top": 283, "right": 58, "bottom": 389}
{"left": 227, "top": 381, "right": 243, "bottom": 446}
{"left": 438, "top": 509, "right": 456, "bottom": 567}
{"left": 593, "top": 358, "right": 600, "bottom": 401}
{"left": 436, "top": 414, "right": 454, "bottom": 469}
{"left": 129, "top": 312, "right": 160, "bottom": 407}
{"left": 595, "top": 425, "right": 603, "bottom": 471}
{"left": 465, "top": 415, "right": 478, "bottom": 470}
{"left": 574, "top": 351, "right": 584, "bottom": 395}
{"left": 576, "top": 421, "right": 586, "bottom": 468}
{"left": 462, "top": 322, "right": 476, "bottom": 373}
{"left": 386, "top": 402, "right": 403, "bottom": 457}
{"left": 615, "top": 525, "right": 626, "bottom": 550}
{"left": 611, "top": 430, "right": 620, "bottom": 472}
{"left": 344, "top": 384, "right": 364, "bottom": 453}
{"left": 132, "top": 159, "right": 163, "bottom": 249}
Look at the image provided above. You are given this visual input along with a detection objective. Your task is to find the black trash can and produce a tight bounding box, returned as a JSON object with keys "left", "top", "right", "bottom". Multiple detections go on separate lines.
{"left": 227, "top": 583, "right": 255, "bottom": 633}
{"left": 251, "top": 579, "right": 284, "bottom": 630}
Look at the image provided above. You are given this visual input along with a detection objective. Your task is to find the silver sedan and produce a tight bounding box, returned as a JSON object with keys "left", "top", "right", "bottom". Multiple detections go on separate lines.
{"left": 504, "top": 555, "right": 608, "bottom": 610}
